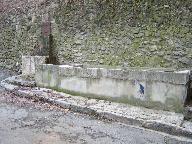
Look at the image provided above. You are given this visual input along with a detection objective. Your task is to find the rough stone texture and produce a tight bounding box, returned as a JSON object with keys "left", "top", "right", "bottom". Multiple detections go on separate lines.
{"left": 22, "top": 56, "right": 47, "bottom": 75}
{"left": 35, "top": 64, "right": 190, "bottom": 112}
{"left": 0, "top": 0, "right": 192, "bottom": 71}
{"left": 184, "top": 106, "right": 192, "bottom": 120}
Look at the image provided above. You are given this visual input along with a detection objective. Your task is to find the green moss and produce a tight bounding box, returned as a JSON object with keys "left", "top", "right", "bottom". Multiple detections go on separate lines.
{"left": 165, "top": 98, "right": 184, "bottom": 113}
{"left": 53, "top": 0, "right": 192, "bottom": 68}
{"left": 1, "top": 0, "right": 192, "bottom": 70}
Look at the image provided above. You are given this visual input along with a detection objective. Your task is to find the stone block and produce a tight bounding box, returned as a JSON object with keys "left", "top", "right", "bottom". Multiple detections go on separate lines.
{"left": 42, "top": 64, "right": 52, "bottom": 87}
{"left": 99, "top": 68, "right": 108, "bottom": 77}
{"left": 106, "top": 69, "right": 122, "bottom": 79}
{"left": 35, "top": 64, "right": 43, "bottom": 87}
{"left": 59, "top": 65, "right": 75, "bottom": 77}
{"left": 49, "top": 65, "right": 59, "bottom": 88}
{"left": 22, "top": 56, "right": 48, "bottom": 75}
{"left": 22, "top": 56, "right": 31, "bottom": 75}
{"left": 80, "top": 68, "right": 99, "bottom": 78}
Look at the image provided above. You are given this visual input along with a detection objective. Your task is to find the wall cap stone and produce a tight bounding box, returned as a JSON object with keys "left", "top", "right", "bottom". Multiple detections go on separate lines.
{"left": 37, "top": 64, "right": 191, "bottom": 85}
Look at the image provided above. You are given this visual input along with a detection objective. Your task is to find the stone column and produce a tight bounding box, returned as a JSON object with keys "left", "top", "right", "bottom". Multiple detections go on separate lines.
{"left": 22, "top": 56, "right": 48, "bottom": 75}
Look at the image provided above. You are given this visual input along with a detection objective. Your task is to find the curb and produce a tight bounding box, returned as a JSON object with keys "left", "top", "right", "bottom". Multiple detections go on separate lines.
{"left": 1, "top": 76, "right": 192, "bottom": 139}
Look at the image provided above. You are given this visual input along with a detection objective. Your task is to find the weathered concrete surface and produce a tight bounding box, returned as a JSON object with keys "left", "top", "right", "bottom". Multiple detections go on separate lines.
{"left": 22, "top": 56, "right": 47, "bottom": 75}
{"left": 2, "top": 75, "right": 192, "bottom": 139}
{"left": 35, "top": 64, "right": 191, "bottom": 112}
{"left": 2, "top": 72, "right": 192, "bottom": 140}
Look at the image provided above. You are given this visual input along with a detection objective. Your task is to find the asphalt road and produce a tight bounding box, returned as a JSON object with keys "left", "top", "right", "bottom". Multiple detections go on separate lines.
{"left": 0, "top": 69, "right": 191, "bottom": 144}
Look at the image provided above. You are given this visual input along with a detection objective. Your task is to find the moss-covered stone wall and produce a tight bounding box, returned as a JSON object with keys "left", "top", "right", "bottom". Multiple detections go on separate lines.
{"left": 0, "top": 0, "right": 49, "bottom": 71}
{"left": 1, "top": 0, "right": 192, "bottom": 71}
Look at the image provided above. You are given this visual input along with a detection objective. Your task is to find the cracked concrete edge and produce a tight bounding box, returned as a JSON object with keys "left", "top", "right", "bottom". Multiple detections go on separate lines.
{"left": 0, "top": 80, "right": 19, "bottom": 91}
{"left": 1, "top": 75, "right": 36, "bottom": 87}
{"left": 1, "top": 79, "right": 192, "bottom": 139}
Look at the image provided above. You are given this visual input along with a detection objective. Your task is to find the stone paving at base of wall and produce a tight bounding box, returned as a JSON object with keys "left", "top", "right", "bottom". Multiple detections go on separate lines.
{"left": 1, "top": 75, "right": 192, "bottom": 139}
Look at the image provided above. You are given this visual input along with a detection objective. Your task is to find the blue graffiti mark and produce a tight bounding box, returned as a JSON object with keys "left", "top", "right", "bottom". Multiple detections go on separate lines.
{"left": 139, "top": 84, "right": 144, "bottom": 94}
{"left": 133, "top": 80, "right": 145, "bottom": 95}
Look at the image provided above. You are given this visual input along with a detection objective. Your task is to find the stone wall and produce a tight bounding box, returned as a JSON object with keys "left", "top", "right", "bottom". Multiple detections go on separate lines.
{"left": 35, "top": 63, "right": 191, "bottom": 112}
{"left": 1, "top": 0, "right": 192, "bottom": 71}
{"left": 0, "top": 0, "right": 52, "bottom": 71}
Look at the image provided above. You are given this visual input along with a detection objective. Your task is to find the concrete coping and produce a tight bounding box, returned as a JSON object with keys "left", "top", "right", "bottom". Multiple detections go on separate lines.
{"left": 39, "top": 64, "right": 191, "bottom": 85}
{"left": 22, "top": 56, "right": 48, "bottom": 58}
